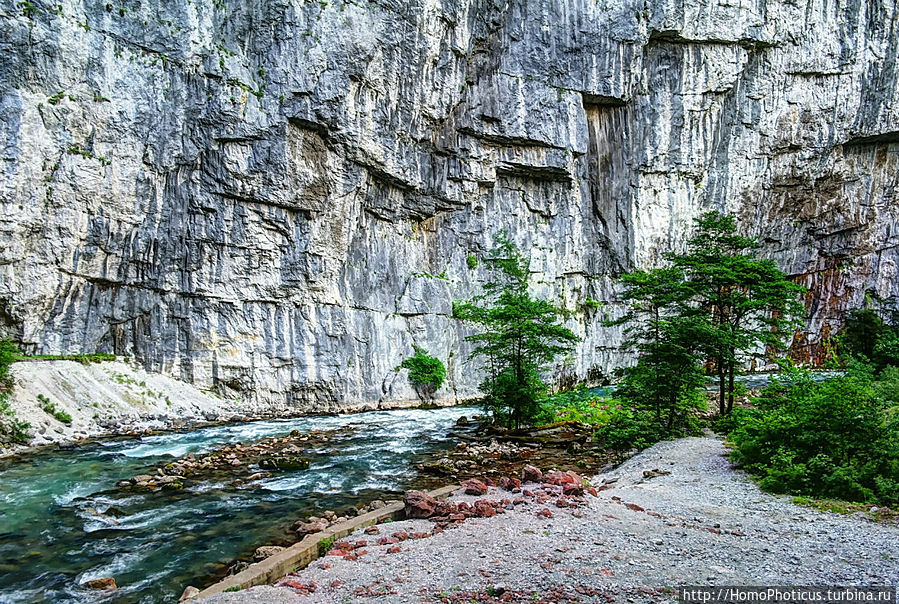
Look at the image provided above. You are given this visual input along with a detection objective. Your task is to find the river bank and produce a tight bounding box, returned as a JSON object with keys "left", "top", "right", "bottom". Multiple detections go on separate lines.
{"left": 203, "top": 435, "right": 899, "bottom": 603}
{"left": 0, "top": 406, "right": 476, "bottom": 603}
{"left": 1, "top": 358, "right": 457, "bottom": 458}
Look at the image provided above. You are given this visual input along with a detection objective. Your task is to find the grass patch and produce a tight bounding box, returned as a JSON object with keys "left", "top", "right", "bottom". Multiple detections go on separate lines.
{"left": 38, "top": 394, "right": 72, "bottom": 424}
{"left": 317, "top": 535, "right": 335, "bottom": 556}
{"left": 14, "top": 353, "right": 116, "bottom": 365}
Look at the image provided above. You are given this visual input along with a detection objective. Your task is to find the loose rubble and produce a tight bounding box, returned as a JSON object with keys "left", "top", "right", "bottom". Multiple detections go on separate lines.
{"left": 201, "top": 436, "right": 899, "bottom": 603}
{"left": 117, "top": 428, "right": 353, "bottom": 492}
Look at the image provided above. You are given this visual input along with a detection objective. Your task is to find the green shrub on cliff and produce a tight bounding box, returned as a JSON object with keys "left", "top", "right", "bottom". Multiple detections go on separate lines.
{"left": 399, "top": 346, "right": 446, "bottom": 401}
{"left": 0, "top": 340, "right": 31, "bottom": 445}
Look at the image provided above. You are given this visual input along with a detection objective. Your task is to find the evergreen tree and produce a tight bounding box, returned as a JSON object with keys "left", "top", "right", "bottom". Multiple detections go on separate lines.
{"left": 454, "top": 234, "right": 580, "bottom": 429}
{"left": 669, "top": 212, "right": 806, "bottom": 415}
{"left": 607, "top": 267, "right": 706, "bottom": 432}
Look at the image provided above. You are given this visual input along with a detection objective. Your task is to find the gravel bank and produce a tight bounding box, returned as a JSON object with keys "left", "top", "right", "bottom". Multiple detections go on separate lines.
{"left": 202, "top": 435, "right": 898, "bottom": 603}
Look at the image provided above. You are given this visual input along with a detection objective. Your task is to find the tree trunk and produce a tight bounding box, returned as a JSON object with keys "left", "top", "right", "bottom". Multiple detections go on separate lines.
{"left": 717, "top": 357, "right": 726, "bottom": 416}
{"left": 727, "top": 359, "right": 736, "bottom": 413}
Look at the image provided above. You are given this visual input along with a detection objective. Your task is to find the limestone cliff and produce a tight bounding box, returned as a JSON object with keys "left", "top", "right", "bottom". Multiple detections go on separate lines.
{"left": 1, "top": 0, "right": 897, "bottom": 411}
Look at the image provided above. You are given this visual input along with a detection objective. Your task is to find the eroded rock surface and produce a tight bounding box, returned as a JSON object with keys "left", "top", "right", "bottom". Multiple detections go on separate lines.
{"left": 1, "top": 0, "right": 897, "bottom": 411}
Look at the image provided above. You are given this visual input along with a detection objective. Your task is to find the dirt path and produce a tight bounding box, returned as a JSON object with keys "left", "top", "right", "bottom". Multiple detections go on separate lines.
{"left": 203, "top": 436, "right": 899, "bottom": 603}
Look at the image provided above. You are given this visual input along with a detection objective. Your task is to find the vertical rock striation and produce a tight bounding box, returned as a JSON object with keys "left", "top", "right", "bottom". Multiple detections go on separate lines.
{"left": 1, "top": 0, "right": 897, "bottom": 410}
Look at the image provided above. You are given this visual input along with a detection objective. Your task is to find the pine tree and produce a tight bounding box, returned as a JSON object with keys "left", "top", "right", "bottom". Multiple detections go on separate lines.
{"left": 669, "top": 212, "right": 806, "bottom": 415}
{"left": 607, "top": 267, "right": 706, "bottom": 432}
{"left": 454, "top": 235, "right": 580, "bottom": 429}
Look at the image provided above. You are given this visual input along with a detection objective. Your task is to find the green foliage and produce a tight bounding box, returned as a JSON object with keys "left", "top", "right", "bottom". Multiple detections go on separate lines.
{"left": 317, "top": 535, "right": 335, "bottom": 556}
{"left": 669, "top": 212, "right": 806, "bottom": 415}
{"left": 835, "top": 308, "right": 899, "bottom": 373}
{"left": 611, "top": 212, "right": 806, "bottom": 420}
{"left": 466, "top": 254, "right": 478, "bottom": 270}
{"left": 837, "top": 309, "right": 885, "bottom": 361}
{"left": 0, "top": 341, "right": 31, "bottom": 445}
{"left": 873, "top": 329, "right": 899, "bottom": 372}
{"left": 537, "top": 388, "right": 611, "bottom": 425}
{"left": 725, "top": 364, "right": 899, "bottom": 506}
{"left": 593, "top": 406, "right": 665, "bottom": 452}
{"left": 454, "top": 234, "right": 580, "bottom": 429}
{"left": 399, "top": 346, "right": 446, "bottom": 401}
{"left": 18, "top": 0, "right": 37, "bottom": 17}
{"left": 38, "top": 394, "right": 72, "bottom": 424}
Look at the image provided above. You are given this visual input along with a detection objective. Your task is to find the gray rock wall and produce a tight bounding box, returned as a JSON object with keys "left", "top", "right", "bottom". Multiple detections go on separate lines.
{"left": 1, "top": 0, "right": 897, "bottom": 411}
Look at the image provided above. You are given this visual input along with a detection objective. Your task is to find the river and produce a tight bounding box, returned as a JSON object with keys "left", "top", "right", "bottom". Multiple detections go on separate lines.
{"left": 0, "top": 406, "right": 472, "bottom": 603}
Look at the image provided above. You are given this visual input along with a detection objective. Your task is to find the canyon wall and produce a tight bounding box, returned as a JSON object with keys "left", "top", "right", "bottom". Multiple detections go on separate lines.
{"left": 1, "top": 0, "right": 897, "bottom": 410}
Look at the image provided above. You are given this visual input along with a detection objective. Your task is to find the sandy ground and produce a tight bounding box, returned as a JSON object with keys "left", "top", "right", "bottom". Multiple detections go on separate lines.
{"left": 203, "top": 435, "right": 899, "bottom": 603}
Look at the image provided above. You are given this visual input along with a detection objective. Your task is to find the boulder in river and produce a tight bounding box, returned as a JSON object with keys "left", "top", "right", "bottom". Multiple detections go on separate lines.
{"left": 259, "top": 454, "right": 310, "bottom": 471}
{"left": 83, "top": 577, "right": 116, "bottom": 590}
{"left": 253, "top": 545, "right": 285, "bottom": 561}
{"left": 293, "top": 519, "right": 328, "bottom": 536}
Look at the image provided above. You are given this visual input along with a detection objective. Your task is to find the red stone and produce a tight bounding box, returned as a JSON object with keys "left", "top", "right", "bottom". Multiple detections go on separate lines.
{"left": 473, "top": 500, "right": 497, "bottom": 517}
{"left": 364, "top": 526, "right": 380, "bottom": 535}
{"left": 521, "top": 464, "right": 543, "bottom": 483}
{"left": 586, "top": 487, "right": 598, "bottom": 497}
{"left": 624, "top": 502, "right": 644, "bottom": 512}
{"left": 387, "top": 547, "right": 402, "bottom": 554}
{"left": 403, "top": 490, "right": 438, "bottom": 519}
{"left": 353, "top": 540, "right": 367, "bottom": 548}
{"left": 391, "top": 531, "right": 409, "bottom": 541}
{"left": 461, "top": 479, "right": 488, "bottom": 496}
{"left": 538, "top": 508, "right": 554, "bottom": 518}
{"left": 377, "top": 536, "right": 399, "bottom": 545}
{"left": 434, "top": 501, "right": 459, "bottom": 516}
{"left": 543, "top": 471, "right": 566, "bottom": 486}
{"left": 563, "top": 483, "right": 584, "bottom": 496}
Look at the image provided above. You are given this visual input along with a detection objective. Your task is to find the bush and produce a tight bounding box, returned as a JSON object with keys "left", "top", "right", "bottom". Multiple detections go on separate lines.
{"left": 38, "top": 394, "right": 72, "bottom": 425}
{"left": 836, "top": 308, "right": 899, "bottom": 372}
{"left": 537, "top": 388, "right": 612, "bottom": 425}
{"left": 593, "top": 405, "right": 663, "bottom": 452}
{"left": 726, "top": 364, "right": 899, "bottom": 505}
{"left": 399, "top": 345, "right": 446, "bottom": 401}
{"left": 0, "top": 340, "right": 30, "bottom": 445}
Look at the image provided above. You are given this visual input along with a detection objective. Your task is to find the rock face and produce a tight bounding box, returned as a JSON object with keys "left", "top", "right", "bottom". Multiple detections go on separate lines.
{"left": 1, "top": 0, "right": 897, "bottom": 410}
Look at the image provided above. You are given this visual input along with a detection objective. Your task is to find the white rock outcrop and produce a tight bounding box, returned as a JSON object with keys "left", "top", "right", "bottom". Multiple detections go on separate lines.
{"left": 0, "top": 0, "right": 897, "bottom": 411}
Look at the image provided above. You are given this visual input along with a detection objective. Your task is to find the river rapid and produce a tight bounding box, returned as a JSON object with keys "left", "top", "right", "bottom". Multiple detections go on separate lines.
{"left": 0, "top": 406, "right": 471, "bottom": 603}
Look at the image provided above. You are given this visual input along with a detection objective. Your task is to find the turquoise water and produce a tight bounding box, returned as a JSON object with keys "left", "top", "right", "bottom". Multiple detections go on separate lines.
{"left": 0, "top": 406, "right": 471, "bottom": 603}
